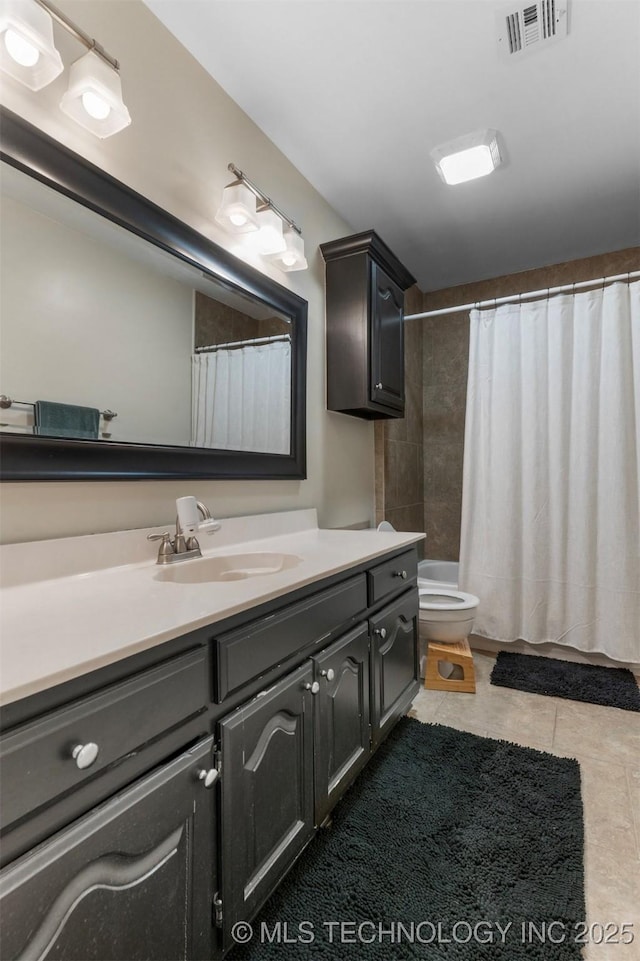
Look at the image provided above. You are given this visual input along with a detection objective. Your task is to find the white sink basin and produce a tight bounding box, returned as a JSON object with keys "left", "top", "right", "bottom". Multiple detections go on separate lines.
{"left": 155, "top": 552, "right": 302, "bottom": 584}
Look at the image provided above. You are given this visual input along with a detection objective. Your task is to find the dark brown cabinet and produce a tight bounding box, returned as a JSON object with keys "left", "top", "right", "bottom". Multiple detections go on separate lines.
{"left": 320, "top": 230, "right": 416, "bottom": 419}
{"left": 219, "top": 663, "right": 315, "bottom": 942}
{"left": 0, "top": 736, "right": 216, "bottom": 961}
{"left": 313, "top": 624, "right": 371, "bottom": 826}
{"left": 1, "top": 546, "right": 420, "bottom": 961}
{"left": 370, "top": 592, "right": 420, "bottom": 748}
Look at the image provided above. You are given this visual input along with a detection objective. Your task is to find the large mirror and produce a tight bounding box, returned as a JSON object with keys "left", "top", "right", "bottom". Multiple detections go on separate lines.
{"left": 0, "top": 108, "right": 307, "bottom": 481}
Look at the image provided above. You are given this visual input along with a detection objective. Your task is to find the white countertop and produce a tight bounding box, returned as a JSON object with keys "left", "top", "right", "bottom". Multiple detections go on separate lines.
{"left": 0, "top": 510, "right": 424, "bottom": 706}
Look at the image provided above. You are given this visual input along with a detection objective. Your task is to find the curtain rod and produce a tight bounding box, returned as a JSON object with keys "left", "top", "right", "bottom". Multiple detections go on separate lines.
{"left": 405, "top": 271, "right": 640, "bottom": 321}
{"left": 195, "top": 334, "right": 290, "bottom": 353}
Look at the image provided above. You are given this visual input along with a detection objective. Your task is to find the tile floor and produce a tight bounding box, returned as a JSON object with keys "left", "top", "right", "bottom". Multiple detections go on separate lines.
{"left": 408, "top": 651, "right": 640, "bottom": 960}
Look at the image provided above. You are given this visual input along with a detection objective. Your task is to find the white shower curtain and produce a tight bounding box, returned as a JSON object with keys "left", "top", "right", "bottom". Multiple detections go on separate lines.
{"left": 459, "top": 281, "right": 640, "bottom": 663}
{"left": 191, "top": 338, "right": 291, "bottom": 454}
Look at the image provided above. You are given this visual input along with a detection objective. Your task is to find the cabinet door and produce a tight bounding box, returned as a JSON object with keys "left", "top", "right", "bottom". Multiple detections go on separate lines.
{"left": 314, "top": 624, "right": 370, "bottom": 825}
{"left": 370, "top": 261, "right": 405, "bottom": 412}
{"left": 370, "top": 591, "right": 419, "bottom": 749}
{"left": 219, "top": 663, "right": 314, "bottom": 942}
{"left": 0, "top": 736, "right": 216, "bottom": 961}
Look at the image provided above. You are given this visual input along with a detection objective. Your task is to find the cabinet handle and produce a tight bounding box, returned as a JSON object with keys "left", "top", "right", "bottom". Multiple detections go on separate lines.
{"left": 374, "top": 628, "right": 387, "bottom": 639}
{"left": 303, "top": 681, "right": 320, "bottom": 695}
{"left": 71, "top": 742, "right": 99, "bottom": 770}
{"left": 320, "top": 668, "right": 335, "bottom": 682}
{"left": 393, "top": 570, "right": 408, "bottom": 579}
{"left": 198, "top": 768, "right": 219, "bottom": 788}
{"left": 375, "top": 382, "right": 383, "bottom": 390}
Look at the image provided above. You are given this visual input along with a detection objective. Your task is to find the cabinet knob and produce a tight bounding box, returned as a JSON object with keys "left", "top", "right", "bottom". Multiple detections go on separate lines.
{"left": 71, "top": 742, "right": 99, "bottom": 770}
{"left": 320, "top": 668, "right": 335, "bottom": 682}
{"left": 198, "top": 768, "right": 219, "bottom": 789}
{"left": 303, "top": 681, "right": 320, "bottom": 695}
{"left": 375, "top": 382, "right": 383, "bottom": 390}
{"left": 374, "top": 628, "right": 387, "bottom": 639}
{"left": 393, "top": 570, "right": 408, "bottom": 579}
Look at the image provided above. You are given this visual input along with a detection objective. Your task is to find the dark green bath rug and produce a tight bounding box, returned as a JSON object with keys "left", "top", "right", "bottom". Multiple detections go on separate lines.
{"left": 491, "top": 651, "right": 640, "bottom": 712}
{"left": 229, "top": 718, "right": 585, "bottom": 959}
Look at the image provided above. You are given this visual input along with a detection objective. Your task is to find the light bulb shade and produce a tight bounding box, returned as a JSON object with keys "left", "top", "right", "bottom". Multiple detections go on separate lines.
{"left": 214, "top": 181, "right": 259, "bottom": 233}
{"left": 268, "top": 227, "right": 308, "bottom": 271}
{"left": 245, "top": 207, "right": 286, "bottom": 255}
{"left": 431, "top": 129, "right": 502, "bottom": 185}
{"left": 0, "top": 0, "right": 63, "bottom": 90}
{"left": 60, "top": 51, "right": 131, "bottom": 139}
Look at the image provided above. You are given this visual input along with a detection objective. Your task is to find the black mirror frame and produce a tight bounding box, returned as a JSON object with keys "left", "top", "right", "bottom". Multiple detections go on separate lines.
{"left": 0, "top": 108, "right": 307, "bottom": 481}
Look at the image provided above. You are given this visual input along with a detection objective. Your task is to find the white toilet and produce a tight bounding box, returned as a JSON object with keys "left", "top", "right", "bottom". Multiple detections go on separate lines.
{"left": 376, "top": 524, "right": 480, "bottom": 647}
{"left": 418, "top": 587, "right": 479, "bottom": 644}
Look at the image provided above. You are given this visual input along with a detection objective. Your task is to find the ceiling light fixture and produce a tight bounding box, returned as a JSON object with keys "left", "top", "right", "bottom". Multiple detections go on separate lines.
{"left": 216, "top": 163, "right": 308, "bottom": 272}
{"left": 0, "top": 0, "right": 130, "bottom": 138}
{"left": 431, "top": 129, "right": 503, "bottom": 185}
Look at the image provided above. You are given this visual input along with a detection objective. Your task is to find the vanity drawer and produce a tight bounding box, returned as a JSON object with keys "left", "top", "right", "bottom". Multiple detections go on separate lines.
{"left": 0, "top": 648, "right": 208, "bottom": 830}
{"left": 214, "top": 574, "right": 367, "bottom": 700}
{"left": 368, "top": 549, "right": 417, "bottom": 605}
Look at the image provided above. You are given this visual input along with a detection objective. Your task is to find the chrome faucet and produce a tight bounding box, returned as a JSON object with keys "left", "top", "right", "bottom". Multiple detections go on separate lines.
{"left": 147, "top": 499, "right": 221, "bottom": 564}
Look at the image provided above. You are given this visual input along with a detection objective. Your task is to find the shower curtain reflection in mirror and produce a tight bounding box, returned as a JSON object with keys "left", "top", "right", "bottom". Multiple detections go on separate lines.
{"left": 191, "top": 336, "right": 291, "bottom": 454}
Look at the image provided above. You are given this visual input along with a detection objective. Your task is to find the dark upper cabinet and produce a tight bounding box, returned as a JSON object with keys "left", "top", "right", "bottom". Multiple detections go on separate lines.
{"left": 320, "top": 230, "right": 416, "bottom": 419}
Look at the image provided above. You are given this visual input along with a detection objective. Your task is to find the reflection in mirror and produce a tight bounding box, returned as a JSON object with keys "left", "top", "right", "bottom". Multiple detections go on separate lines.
{"left": 0, "top": 162, "right": 292, "bottom": 455}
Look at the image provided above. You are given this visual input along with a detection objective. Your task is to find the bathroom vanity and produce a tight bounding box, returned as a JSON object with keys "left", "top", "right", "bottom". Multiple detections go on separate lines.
{"left": 0, "top": 511, "right": 423, "bottom": 959}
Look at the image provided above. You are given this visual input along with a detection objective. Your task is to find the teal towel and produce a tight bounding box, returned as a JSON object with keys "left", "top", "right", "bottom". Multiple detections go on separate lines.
{"left": 34, "top": 401, "right": 100, "bottom": 439}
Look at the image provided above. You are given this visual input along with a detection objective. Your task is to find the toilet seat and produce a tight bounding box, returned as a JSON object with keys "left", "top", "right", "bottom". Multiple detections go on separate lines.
{"left": 419, "top": 588, "right": 478, "bottom": 611}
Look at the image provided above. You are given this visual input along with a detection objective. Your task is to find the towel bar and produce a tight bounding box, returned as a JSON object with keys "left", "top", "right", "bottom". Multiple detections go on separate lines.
{"left": 0, "top": 395, "right": 117, "bottom": 420}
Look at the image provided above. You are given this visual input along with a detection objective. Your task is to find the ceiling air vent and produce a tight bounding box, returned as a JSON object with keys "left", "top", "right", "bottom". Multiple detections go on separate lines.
{"left": 497, "top": 1, "right": 568, "bottom": 58}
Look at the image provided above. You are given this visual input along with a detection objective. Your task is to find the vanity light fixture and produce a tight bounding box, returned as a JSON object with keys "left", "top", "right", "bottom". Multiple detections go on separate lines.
{"left": 0, "top": 0, "right": 63, "bottom": 90}
{"left": 217, "top": 163, "right": 308, "bottom": 272}
{"left": 269, "top": 226, "right": 309, "bottom": 272}
{"left": 60, "top": 50, "right": 131, "bottom": 138}
{"left": 431, "top": 129, "right": 503, "bottom": 185}
{"left": 0, "top": 0, "right": 130, "bottom": 138}
{"left": 214, "top": 180, "right": 259, "bottom": 233}
{"left": 246, "top": 205, "right": 287, "bottom": 256}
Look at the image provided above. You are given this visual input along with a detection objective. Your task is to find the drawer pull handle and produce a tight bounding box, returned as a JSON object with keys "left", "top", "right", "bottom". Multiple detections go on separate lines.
{"left": 198, "top": 768, "right": 219, "bottom": 789}
{"left": 303, "top": 681, "right": 320, "bottom": 695}
{"left": 71, "top": 742, "right": 99, "bottom": 770}
{"left": 393, "top": 570, "right": 408, "bottom": 579}
{"left": 320, "top": 668, "right": 335, "bottom": 682}
{"left": 374, "top": 628, "right": 387, "bottom": 639}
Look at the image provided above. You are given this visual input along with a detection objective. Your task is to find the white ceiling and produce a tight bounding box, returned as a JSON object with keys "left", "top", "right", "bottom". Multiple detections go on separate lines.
{"left": 144, "top": 0, "right": 640, "bottom": 291}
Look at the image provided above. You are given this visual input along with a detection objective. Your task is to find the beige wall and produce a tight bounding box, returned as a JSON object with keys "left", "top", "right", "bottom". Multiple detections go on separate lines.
{"left": 1, "top": 192, "right": 193, "bottom": 445}
{"left": 421, "top": 246, "right": 640, "bottom": 560}
{"left": 0, "top": 1, "right": 373, "bottom": 543}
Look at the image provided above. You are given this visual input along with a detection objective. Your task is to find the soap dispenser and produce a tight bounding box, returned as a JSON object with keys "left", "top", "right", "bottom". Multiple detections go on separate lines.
{"left": 176, "top": 495, "right": 201, "bottom": 552}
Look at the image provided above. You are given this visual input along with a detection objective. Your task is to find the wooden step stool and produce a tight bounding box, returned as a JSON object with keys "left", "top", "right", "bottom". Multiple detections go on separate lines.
{"left": 424, "top": 638, "right": 476, "bottom": 693}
